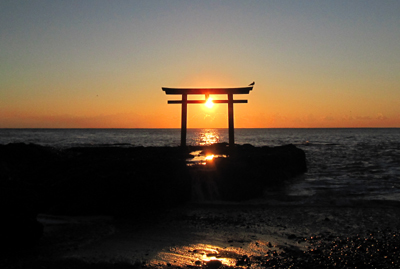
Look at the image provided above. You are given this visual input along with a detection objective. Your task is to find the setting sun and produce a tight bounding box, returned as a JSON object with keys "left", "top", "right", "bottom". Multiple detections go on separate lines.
{"left": 205, "top": 97, "right": 214, "bottom": 109}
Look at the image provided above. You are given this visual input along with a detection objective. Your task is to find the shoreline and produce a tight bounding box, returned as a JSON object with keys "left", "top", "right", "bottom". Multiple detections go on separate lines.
{"left": 1, "top": 143, "right": 399, "bottom": 268}
{"left": 4, "top": 202, "right": 400, "bottom": 268}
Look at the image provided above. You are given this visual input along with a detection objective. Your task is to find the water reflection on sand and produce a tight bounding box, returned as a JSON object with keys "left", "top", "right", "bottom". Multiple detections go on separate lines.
{"left": 154, "top": 244, "right": 241, "bottom": 268}
{"left": 186, "top": 150, "right": 227, "bottom": 166}
{"left": 151, "top": 240, "right": 287, "bottom": 268}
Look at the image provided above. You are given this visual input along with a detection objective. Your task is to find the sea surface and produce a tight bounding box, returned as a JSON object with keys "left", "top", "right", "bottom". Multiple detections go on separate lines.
{"left": 1, "top": 128, "right": 400, "bottom": 205}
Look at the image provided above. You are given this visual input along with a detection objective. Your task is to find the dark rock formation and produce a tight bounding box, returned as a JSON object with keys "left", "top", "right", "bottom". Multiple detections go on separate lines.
{"left": 0, "top": 143, "right": 307, "bottom": 217}
{"left": 0, "top": 177, "right": 44, "bottom": 252}
{"left": 188, "top": 144, "right": 307, "bottom": 201}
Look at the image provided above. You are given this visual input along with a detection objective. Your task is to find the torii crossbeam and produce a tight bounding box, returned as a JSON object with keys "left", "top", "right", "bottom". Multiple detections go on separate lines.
{"left": 162, "top": 86, "right": 253, "bottom": 147}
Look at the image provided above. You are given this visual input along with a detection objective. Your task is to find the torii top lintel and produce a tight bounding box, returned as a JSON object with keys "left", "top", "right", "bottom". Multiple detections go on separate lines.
{"left": 162, "top": 86, "right": 252, "bottom": 95}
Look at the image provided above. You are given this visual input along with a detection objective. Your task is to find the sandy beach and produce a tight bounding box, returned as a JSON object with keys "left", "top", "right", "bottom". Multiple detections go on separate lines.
{"left": 3, "top": 201, "right": 398, "bottom": 269}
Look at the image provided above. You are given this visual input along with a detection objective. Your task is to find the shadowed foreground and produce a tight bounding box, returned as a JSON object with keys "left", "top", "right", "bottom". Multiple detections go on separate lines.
{"left": 0, "top": 142, "right": 306, "bottom": 215}
{"left": 2, "top": 203, "right": 400, "bottom": 269}
{"left": 2, "top": 143, "right": 400, "bottom": 268}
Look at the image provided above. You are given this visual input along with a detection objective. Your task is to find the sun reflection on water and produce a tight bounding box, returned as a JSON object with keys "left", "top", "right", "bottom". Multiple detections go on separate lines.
{"left": 196, "top": 129, "right": 220, "bottom": 146}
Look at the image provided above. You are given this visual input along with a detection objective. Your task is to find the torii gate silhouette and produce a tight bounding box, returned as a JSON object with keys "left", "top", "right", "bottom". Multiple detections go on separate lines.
{"left": 162, "top": 86, "right": 253, "bottom": 147}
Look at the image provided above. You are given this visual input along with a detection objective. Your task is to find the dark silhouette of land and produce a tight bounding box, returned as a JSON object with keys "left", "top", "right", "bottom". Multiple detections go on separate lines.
{"left": 1, "top": 143, "right": 400, "bottom": 268}
{"left": 0, "top": 143, "right": 306, "bottom": 215}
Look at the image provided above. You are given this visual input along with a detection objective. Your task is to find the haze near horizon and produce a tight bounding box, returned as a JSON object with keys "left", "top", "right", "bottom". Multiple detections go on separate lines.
{"left": 1, "top": 1, "right": 399, "bottom": 128}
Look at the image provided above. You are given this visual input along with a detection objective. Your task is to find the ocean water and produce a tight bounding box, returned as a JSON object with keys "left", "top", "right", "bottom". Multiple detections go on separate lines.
{"left": 1, "top": 128, "right": 399, "bottom": 204}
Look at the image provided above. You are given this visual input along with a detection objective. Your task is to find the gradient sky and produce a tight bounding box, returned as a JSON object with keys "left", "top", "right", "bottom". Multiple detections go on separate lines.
{"left": 1, "top": 1, "right": 400, "bottom": 128}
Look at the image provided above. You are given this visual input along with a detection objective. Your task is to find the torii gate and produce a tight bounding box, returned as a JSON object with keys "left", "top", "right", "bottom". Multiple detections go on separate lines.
{"left": 162, "top": 86, "right": 253, "bottom": 147}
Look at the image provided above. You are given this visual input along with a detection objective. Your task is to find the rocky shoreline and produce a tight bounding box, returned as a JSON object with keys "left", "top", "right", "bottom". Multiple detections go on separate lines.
{"left": 1, "top": 142, "right": 306, "bottom": 211}
{"left": 2, "top": 203, "right": 400, "bottom": 268}
{"left": 3, "top": 143, "right": 399, "bottom": 268}
{"left": 0, "top": 143, "right": 306, "bottom": 253}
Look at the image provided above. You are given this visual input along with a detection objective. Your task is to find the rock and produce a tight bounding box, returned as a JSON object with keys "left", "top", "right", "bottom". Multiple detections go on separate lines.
{"left": 0, "top": 143, "right": 307, "bottom": 215}
{"left": 210, "top": 144, "right": 307, "bottom": 201}
{"left": 206, "top": 259, "right": 222, "bottom": 269}
{"left": 0, "top": 185, "right": 43, "bottom": 252}
{"left": 288, "top": 234, "right": 297, "bottom": 240}
{"left": 236, "top": 255, "right": 250, "bottom": 266}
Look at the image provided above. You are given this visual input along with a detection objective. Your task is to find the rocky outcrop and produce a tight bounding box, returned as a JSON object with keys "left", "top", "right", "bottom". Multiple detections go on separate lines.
{"left": 0, "top": 143, "right": 307, "bottom": 217}
{"left": 0, "top": 179, "right": 43, "bottom": 252}
{"left": 188, "top": 143, "right": 307, "bottom": 201}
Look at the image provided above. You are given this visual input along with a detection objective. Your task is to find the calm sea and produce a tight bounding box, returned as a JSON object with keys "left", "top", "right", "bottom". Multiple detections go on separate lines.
{"left": 1, "top": 128, "right": 399, "bottom": 205}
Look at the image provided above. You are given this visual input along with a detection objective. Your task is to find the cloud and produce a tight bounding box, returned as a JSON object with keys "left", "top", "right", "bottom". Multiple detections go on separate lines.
{"left": 203, "top": 114, "right": 216, "bottom": 122}
{"left": 356, "top": 115, "right": 372, "bottom": 120}
{"left": 375, "top": 113, "right": 387, "bottom": 120}
{"left": 323, "top": 115, "right": 335, "bottom": 121}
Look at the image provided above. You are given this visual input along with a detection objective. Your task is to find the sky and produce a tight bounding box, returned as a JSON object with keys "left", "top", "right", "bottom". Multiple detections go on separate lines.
{"left": 1, "top": 0, "right": 400, "bottom": 128}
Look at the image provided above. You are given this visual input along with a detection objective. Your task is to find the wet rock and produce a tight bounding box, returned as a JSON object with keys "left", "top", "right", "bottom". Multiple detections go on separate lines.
{"left": 209, "top": 144, "right": 307, "bottom": 201}
{"left": 236, "top": 255, "right": 250, "bottom": 266}
{"left": 206, "top": 260, "right": 222, "bottom": 269}
{"left": 288, "top": 234, "right": 297, "bottom": 240}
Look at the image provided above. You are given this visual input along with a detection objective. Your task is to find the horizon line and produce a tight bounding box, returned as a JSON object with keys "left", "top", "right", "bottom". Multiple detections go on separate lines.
{"left": 1, "top": 127, "right": 399, "bottom": 130}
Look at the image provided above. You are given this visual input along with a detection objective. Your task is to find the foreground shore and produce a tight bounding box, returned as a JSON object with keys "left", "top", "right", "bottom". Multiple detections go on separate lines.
{"left": 1, "top": 143, "right": 399, "bottom": 268}
{"left": 3, "top": 202, "right": 400, "bottom": 268}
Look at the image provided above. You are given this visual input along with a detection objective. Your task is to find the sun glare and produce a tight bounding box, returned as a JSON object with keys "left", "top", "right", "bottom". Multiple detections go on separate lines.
{"left": 205, "top": 154, "right": 214, "bottom": 161}
{"left": 205, "top": 97, "right": 214, "bottom": 109}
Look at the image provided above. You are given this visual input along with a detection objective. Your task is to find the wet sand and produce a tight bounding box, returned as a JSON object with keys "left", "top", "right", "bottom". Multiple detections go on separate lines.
{"left": 5, "top": 202, "right": 399, "bottom": 268}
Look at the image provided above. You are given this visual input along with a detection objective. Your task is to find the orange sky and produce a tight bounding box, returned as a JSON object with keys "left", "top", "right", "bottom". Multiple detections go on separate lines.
{"left": 1, "top": 1, "right": 400, "bottom": 128}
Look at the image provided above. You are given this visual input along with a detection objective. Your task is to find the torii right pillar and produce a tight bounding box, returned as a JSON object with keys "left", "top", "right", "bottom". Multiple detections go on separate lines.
{"left": 228, "top": 93, "right": 235, "bottom": 146}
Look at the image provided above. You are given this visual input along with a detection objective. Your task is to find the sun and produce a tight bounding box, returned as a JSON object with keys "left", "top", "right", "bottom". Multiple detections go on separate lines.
{"left": 205, "top": 97, "right": 214, "bottom": 109}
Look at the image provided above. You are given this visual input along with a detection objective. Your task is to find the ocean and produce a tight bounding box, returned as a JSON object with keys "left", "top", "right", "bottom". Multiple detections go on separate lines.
{"left": 1, "top": 128, "right": 399, "bottom": 205}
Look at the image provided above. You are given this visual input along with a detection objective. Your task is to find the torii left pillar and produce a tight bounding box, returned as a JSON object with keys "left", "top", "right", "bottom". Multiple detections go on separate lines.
{"left": 180, "top": 93, "right": 187, "bottom": 147}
